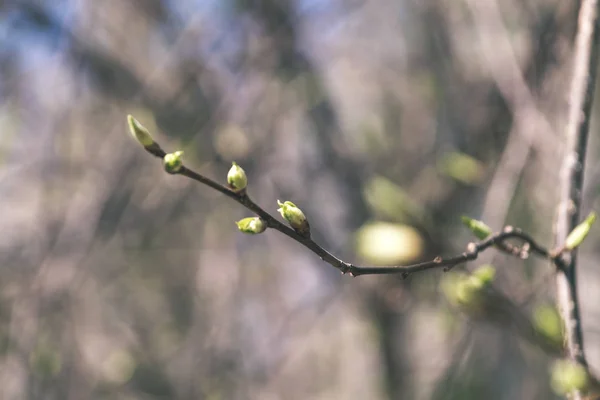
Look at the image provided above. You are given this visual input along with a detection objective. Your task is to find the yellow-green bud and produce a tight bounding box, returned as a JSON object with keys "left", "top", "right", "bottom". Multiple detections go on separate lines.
{"left": 163, "top": 151, "right": 184, "bottom": 173}
{"left": 236, "top": 217, "right": 267, "bottom": 234}
{"left": 127, "top": 115, "right": 154, "bottom": 147}
{"left": 565, "top": 211, "right": 596, "bottom": 250}
{"left": 227, "top": 162, "right": 247, "bottom": 192}
{"left": 277, "top": 200, "right": 310, "bottom": 237}
{"left": 461, "top": 216, "right": 492, "bottom": 240}
{"left": 550, "top": 360, "right": 589, "bottom": 395}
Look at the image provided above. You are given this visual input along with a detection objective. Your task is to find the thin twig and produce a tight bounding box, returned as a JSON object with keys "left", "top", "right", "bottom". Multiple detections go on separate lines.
{"left": 554, "top": 0, "right": 600, "bottom": 386}
{"left": 140, "top": 142, "right": 557, "bottom": 278}
{"left": 349, "top": 227, "right": 551, "bottom": 276}
{"left": 134, "top": 125, "right": 600, "bottom": 392}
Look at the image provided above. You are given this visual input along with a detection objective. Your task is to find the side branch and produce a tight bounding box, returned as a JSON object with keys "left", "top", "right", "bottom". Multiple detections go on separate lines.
{"left": 349, "top": 227, "right": 551, "bottom": 276}
{"left": 136, "top": 137, "right": 558, "bottom": 278}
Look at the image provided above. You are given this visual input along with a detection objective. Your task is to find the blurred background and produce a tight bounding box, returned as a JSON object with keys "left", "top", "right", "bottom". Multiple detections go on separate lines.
{"left": 1, "top": 0, "right": 600, "bottom": 399}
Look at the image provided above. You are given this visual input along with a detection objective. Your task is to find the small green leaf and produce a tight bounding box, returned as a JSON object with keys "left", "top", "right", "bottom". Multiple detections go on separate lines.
{"left": 565, "top": 211, "right": 596, "bottom": 250}
{"left": 461, "top": 216, "right": 492, "bottom": 240}
{"left": 127, "top": 115, "right": 155, "bottom": 147}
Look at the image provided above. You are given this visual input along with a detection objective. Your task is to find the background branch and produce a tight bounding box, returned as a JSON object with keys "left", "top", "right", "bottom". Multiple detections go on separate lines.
{"left": 554, "top": 0, "right": 600, "bottom": 391}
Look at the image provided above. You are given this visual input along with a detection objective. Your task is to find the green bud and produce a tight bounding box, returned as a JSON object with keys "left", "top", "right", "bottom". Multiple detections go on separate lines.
{"left": 565, "top": 211, "right": 596, "bottom": 250}
{"left": 163, "top": 151, "right": 184, "bottom": 173}
{"left": 461, "top": 216, "right": 492, "bottom": 240}
{"left": 533, "top": 304, "right": 563, "bottom": 345}
{"left": 550, "top": 360, "right": 589, "bottom": 395}
{"left": 227, "top": 162, "right": 248, "bottom": 192}
{"left": 127, "top": 115, "right": 154, "bottom": 147}
{"left": 277, "top": 200, "right": 310, "bottom": 237}
{"left": 236, "top": 217, "right": 267, "bottom": 234}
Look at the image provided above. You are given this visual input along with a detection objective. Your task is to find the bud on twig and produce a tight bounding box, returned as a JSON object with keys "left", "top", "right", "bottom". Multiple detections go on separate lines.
{"left": 236, "top": 217, "right": 267, "bottom": 234}
{"left": 461, "top": 216, "right": 492, "bottom": 240}
{"left": 565, "top": 211, "right": 596, "bottom": 250}
{"left": 163, "top": 151, "right": 184, "bottom": 173}
{"left": 227, "top": 162, "right": 248, "bottom": 193}
{"left": 127, "top": 115, "right": 155, "bottom": 147}
{"left": 277, "top": 200, "right": 310, "bottom": 237}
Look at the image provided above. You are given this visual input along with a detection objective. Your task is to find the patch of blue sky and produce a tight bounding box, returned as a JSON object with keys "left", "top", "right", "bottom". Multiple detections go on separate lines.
{"left": 0, "top": 2, "right": 74, "bottom": 100}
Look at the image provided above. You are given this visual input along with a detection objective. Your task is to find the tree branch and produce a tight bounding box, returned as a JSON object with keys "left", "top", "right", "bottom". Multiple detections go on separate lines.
{"left": 138, "top": 139, "right": 562, "bottom": 279}
{"left": 129, "top": 110, "right": 600, "bottom": 394}
{"left": 554, "top": 0, "right": 600, "bottom": 388}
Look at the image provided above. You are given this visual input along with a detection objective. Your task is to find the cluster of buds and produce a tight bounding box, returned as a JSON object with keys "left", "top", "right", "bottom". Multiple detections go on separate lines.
{"left": 462, "top": 212, "right": 596, "bottom": 253}
{"left": 226, "top": 161, "right": 310, "bottom": 237}
{"left": 128, "top": 115, "right": 594, "bottom": 254}
{"left": 234, "top": 199, "right": 311, "bottom": 238}
{"left": 227, "top": 162, "right": 264, "bottom": 235}
{"left": 127, "top": 114, "right": 184, "bottom": 173}
{"left": 126, "top": 116, "right": 311, "bottom": 240}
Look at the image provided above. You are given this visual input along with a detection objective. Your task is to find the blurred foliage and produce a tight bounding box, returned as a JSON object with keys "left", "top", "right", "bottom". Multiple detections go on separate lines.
{"left": 441, "top": 265, "right": 496, "bottom": 315}
{"left": 533, "top": 304, "right": 564, "bottom": 347}
{"left": 550, "top": 360, "right": 589, "bottom": 395}
{"left": 0, "top": 0, "right": 598, "bottom": 399}
{"left": 438, "top": 152, "right": 486, "bottom": 186}
{"left": 355, "top": 221, "right": 424, "bottom": 265}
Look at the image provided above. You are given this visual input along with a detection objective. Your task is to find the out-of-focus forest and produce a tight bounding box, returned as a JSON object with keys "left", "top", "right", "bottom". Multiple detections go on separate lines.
{"left": 1, "top": 0, "right": 599, "bottom": 399}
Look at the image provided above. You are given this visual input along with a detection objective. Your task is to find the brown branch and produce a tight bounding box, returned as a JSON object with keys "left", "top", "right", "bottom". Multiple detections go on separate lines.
{"left": 349, "top": 227, "right": 551, "bottom": 277}
{"left": 133, "top": 123, "right": 600, "bottom": 393}
{"left": 140, "top": 141, "right": 559, "bottom": 278}
{"left": 554, "top": 0, "right": 600, "bottom": 390}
